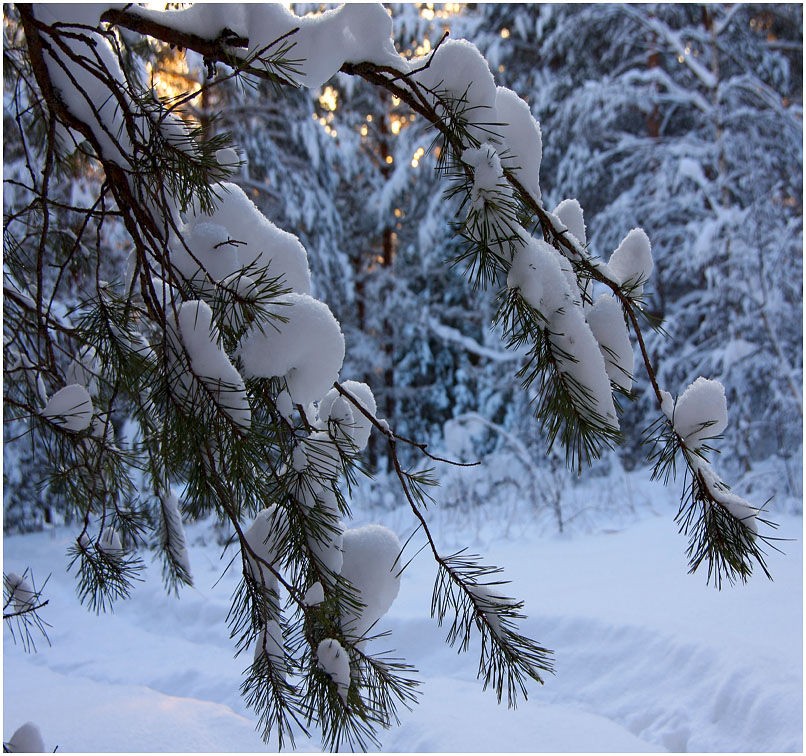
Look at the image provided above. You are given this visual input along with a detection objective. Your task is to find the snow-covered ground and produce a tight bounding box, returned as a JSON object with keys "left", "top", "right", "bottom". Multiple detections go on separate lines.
{"left": 4, "top": 474, "right": 802, "bottom": 753}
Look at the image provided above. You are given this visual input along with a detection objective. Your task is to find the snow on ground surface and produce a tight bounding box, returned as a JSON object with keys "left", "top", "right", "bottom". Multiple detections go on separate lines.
{"left": 3, "top": 473, "right": 802, "bottom": 753}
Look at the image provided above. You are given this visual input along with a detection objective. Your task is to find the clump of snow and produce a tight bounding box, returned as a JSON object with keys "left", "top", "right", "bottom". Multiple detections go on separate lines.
{"left": 586, "top": 294, "right": 634, "bottom": 393}
{"left": 5, "top": 722, "right": 45, "bottom": 753}
{"left": 507, "top": 238, "right": 618, "bottom": 429}
{"left": 170, "top": 300, "right": 251, "bottom": 431}
{"left": 673, "top": 377, "right": 728, "bottom": 449}
{"left": 131, "top": 4, "right": 248, "bottom": 41}
{"left": 65, "top": 345, "right": 100, "bottom": 396}
{"left": 98, "top": 527, "right": 123, "bottom": 556}
{"left": 553, "top": 199, "right": 586, "bottom": 247}
{"left": 5, "top": 573, "right": 35, "bottom": 613}
{"left": 461, "top": 144, "right": 512, "bottom": 211}
{"left": 468, "top": 583, "right": 516, "bottom": 639}
{"left": 318, "top": 381, "right": 377, "bottom": 452}
{"left": 303, "top": 581, "right": 325, "bottom": 606}
{"left": 413, "top": 39, "right": 497, "bottom": 138}
{"left": 215, "top": 148, "right": 240, "bottom": 168}
{"left": 494, "top": 86, "right": 542, "bottom": 202}
{"left": 160, "top": 490, "right": 192, "bottom": 582}
{"left": 33, "top": 5, "right": 132, "bottom": 165}
{"left": 170, "top": 221, "right": 239, "bottom": 285}
{"left": 243, "top": 506, "right": 283, "bottom": 583}
{"left": 608, "top": 228, "right": 654, "bottom": 295}
{"left": 275, "top": 389, "right": 294, "bottom": 421}
{"left": 254, "top": 620, "right": 286, "bottom": 677}
{"left": 91, "top": 413, "right": 115, "bottom": 443}
{"left": 660, "top": 390, "right": 675, "bottom": 421}
{"left": 41, "top": 384, "right": 94, "bottom": 432}
{"left": 696, "top": 462, "right": 759, "bottom": 535}
{"left": 202, "top": 183, "right": 311, "bottom": 294}
{"left": 292, "top": 444, "right": 309, "bottom": 473}
{"left": 317, "top": 638, "right": 351, "bottom": 701}
{"left": 340, "top": 524, "right": 401, "bottom": 639}
{"left": 339, "top": 3, "right": 403, "bottom": 69}
{"left": 238, "top": 293, "right": 345, "bottom": 406}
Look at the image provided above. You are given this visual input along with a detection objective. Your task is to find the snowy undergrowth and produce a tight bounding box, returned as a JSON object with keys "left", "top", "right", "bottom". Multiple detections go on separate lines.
{"left": 4, "top": 473, "right": 801, "bottom": 753}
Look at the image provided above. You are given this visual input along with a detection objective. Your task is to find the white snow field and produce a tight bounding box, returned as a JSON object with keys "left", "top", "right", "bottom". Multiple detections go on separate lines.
{"left": 4, "top": 476, "right": 802, "bottom": 753}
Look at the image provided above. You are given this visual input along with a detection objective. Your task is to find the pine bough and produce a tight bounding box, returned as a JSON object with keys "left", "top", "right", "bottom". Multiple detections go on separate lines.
{"left": 2, "top": 3, "right": 778, "bottom": 750}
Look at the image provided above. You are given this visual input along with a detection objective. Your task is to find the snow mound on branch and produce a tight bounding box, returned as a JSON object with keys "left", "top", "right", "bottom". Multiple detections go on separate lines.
{"left": 339, "top": 3, "right": 403, "bottom": 68}
{"left": 317, "top": 638, "right": 351, "bottom": 701}
{"left": 171, "top": 300, "right": 251, "bottom": 431}
{"left": 553, "top": 199, "right": 586, "bottom": 247}
{"left": 99, "top": 527, "right": 123, "bottom": 555}
{"left": 131, "top": 3, "right": 404, "bottom": 90}
{"left": 672, "top": 377, "right": 728, "bottom": 449}
{"left": 494, "top": 86, "right": 542, "bottom": 202}
{"left": 303, "top": 581, "right": 325, "bottom": 606}
{"left": 33, "top": 5, "right": 132, "bottom": 165}
{"left": 586, "top": 294, "right": 634, "bottom": 393}
{"left": 5, "top": 722, "right": 45, "bottom": 753}
{"left": 65, "top": 345, "right": 100, "bottom": 396}
{"left": 254, "top": 620, "right": 286, "bottom": 677}
{"left": 160, "top": 490, "right": 192, "bottom": 582}
{"left": 5, "top": 573, "right": 35, "bottom": 613}
{"left": 340, "top": 524, "right": 401, "bottom": 640}
{"left": 462, "top": 144, "right": 512, "bottom": 211}
{"left": 41, "top": 384, "right": 93, "bottom": 432}
{"left": 413, "top": 39, "right": 497, "bottom": 137}
{"left": 204, "top": 183, "right": 311, "bottom": 294}
{"left": 243, "top": 506, "right": 284, "bottom": 582}
{"left": 508, "top": 238, "right": 618, "bottom": 429}
{"left": 335, "top": 380, "right": 377, "bottom": 452}
{"left": 170, "top": 221, "right": 240, "bottom": 284}
{"left": 696, "top": 462, "right": 759, "bottom": 535}
{"left": 238, "top": 292, "right": 345, "bottom": 406}
{"left": 608, "top": 228, "right": 654, "bottom": 294}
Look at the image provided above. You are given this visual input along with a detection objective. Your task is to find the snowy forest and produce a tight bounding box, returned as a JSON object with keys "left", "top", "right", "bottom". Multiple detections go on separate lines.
{"left": 3, "top": 2, "right": 802, "bottom": 753}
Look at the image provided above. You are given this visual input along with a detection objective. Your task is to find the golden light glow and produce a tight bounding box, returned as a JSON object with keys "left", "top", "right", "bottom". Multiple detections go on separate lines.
{"left": 392, "top": 96, "right": 401, "bottom": 107}
{"left": 417, "top": 0, "right": 461, "bottom": 19}
{"left": 385, "top": 155, "right": 394, "bottom": 164}
{"left": 500, "top": 28, "right": 510, "bottom": 39}
{"left": 414, "top": 37, "right": 432, "bottom": 57}
{"left": 391, "top": 119, "right": 402, "bottom": 135}
{"left": 394, "top": 208, "right": 403, "bottom": 218}
{"left": 147, "top": 52, "right": 201, "bottom": 106}
{"left": 499, "top": 65, "right": 505, "bottom": 73}
{"left": 360, "top": 124, "right": 369, "bottom": 136}
{"left": 367, "top": 114, "right": 373, "bottom": 122}
{"left": 318, "top": 85, "right": 338, "bottom": 111}
{"left": 411, "top": 146, "right": 426, "bottom": 168}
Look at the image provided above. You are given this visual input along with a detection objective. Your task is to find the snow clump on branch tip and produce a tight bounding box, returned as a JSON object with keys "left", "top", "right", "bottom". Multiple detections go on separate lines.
{"left": 670, "top": 377, "right": 728, "bottom": 450}
{"left": 238, "top": 292, "right": 345, "bottom": 406}
{"left": 170, "top": 300, "right": 251, "bottom": 431}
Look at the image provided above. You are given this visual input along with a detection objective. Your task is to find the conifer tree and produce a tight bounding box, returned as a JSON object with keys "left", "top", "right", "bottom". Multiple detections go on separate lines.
{"left": 3, "top": 3, "right": 783, "bottom": 749}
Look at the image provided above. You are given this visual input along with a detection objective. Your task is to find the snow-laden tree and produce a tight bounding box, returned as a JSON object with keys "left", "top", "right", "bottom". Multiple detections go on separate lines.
{"left": 3, "top": 3, "right": 783, "bottom": 749}
{"left": 489, "top": 3, "right": 802, "bottom": 497}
